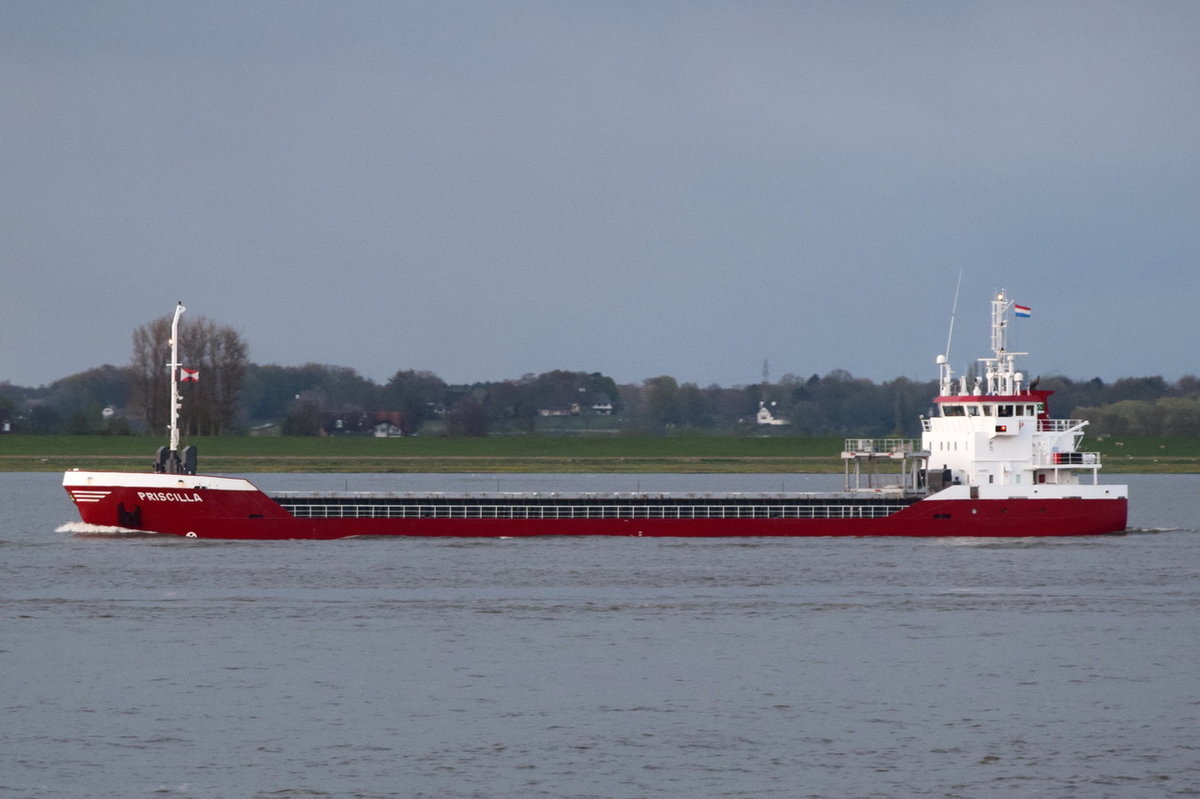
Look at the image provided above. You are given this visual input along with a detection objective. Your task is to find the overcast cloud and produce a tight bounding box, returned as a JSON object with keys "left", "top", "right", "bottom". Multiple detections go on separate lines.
{"left": 2, "top": 1, "right": 1197, "bottom": 389}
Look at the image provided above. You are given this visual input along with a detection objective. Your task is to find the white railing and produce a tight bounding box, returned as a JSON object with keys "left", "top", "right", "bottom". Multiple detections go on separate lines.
{"left": 1035, "top": 451, "right": 1101, "bottom": 467}
{"left": 280, "top": 502, "right": 912, "bottom": 521}
{"left": 843, "top": 438, "right": 923, "bottom": 455}
{"left": 1038, "top": 419, "right": 1087, "bottom": 433}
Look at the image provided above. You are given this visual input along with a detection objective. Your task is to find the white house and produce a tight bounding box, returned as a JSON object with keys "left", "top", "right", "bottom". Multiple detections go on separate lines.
{"left": 756, "top": 401, "right": 788, "bottom": 426}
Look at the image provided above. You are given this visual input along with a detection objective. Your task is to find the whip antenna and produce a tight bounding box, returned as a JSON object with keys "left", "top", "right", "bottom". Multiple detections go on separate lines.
{"left": 945, "top": 268, "right": 964, "bottom": 363}
{"left": 937, "top": 269, "right": 965, "bottom": 396}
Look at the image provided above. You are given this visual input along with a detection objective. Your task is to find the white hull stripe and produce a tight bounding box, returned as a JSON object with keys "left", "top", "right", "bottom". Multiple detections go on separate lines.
{"left": 70, "top": 490, "right": 111, "bottom": 503}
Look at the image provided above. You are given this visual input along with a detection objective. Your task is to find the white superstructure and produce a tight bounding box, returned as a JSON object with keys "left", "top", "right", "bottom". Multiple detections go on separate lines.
{"left": 921, "top": 291, "right": 1105, "bottom": 492}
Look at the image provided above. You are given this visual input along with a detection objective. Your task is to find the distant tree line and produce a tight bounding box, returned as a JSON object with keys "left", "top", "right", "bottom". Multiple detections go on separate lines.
{"left": 129, "top": 312, "right": 248, "bottom": 436}
{"left": 2, "top": 315, "right": 1199, "bottom": 438}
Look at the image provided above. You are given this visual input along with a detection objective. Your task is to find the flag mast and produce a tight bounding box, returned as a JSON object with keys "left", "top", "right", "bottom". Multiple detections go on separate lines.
{"left": 168, "top": 301, "right": 185, "bottom": 454}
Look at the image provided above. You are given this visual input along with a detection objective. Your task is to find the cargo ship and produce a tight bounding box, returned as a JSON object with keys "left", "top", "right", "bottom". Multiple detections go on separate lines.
{"left": 63, "top": 293, "right": 1128, "bottom": 539}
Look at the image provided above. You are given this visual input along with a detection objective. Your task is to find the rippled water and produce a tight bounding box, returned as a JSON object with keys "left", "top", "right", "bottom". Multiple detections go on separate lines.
{"left": 3, "top": 473, "right": 1198, "bottom": 798}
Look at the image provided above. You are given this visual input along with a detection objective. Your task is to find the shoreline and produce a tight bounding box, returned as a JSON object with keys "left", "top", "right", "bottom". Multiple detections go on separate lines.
{"left": 6, "top": 433, "right": 1196, "bottom": 474}
{"left": 7, "top": 453, "right": 1196, "bottom": 474}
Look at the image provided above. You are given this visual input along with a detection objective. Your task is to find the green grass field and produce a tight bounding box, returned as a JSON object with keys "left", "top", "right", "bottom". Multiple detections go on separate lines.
{"left": 3, "top": 434, "right": 842, "bottom": 473}
{"left": 4, "top": 434, "right": 1197, "bottom": 473}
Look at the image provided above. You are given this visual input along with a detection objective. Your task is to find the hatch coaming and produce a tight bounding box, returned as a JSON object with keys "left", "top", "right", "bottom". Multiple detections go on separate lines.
{"left": 268, "top": 490, "right": 924, "bottom": 521}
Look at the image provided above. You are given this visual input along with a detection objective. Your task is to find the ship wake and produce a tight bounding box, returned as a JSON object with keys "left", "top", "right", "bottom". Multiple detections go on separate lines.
{"left": 57, "top": 522, "right": 157, "bottom": 537}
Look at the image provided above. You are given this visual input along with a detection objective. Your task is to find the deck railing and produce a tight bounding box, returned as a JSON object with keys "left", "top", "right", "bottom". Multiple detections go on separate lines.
{"left": 1038, "top": 419, "right": 1087, "bottom": 433}
{"left": 1035, "top": 451, "right": 1101, "bottom": 467}
{"left": 279, "top": 501, "right": 913, "bottom": 521}
{"left": 843, "top": 438, "right": 923, "bottom": 455}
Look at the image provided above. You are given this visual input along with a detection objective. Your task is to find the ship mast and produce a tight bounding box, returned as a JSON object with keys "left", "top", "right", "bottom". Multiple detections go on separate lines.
{"left": 980, "top": 290, "right": 1026, "bottom": 395}
{"left": 168, "top": 302, "right": 185, "bottom": 453}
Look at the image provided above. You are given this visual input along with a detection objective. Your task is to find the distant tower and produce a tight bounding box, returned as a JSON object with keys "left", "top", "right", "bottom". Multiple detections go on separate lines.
{"left": 756, "top": 357, "right": 788, "bottom": 425}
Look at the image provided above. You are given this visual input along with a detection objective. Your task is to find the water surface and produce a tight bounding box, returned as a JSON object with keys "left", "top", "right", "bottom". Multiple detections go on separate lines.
{"left": 2, "top": 473, "right": 1197, "bottom": 798}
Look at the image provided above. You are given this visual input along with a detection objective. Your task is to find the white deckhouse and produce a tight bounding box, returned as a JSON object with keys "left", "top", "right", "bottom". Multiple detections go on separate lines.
{"left": 921, "top": 291, "right": 1104, "bottom": 493}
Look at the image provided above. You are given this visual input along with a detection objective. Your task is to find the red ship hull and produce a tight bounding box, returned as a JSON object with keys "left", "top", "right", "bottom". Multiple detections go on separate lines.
{"left": 63, "top": 472, "right": 1128, "bottom": 540}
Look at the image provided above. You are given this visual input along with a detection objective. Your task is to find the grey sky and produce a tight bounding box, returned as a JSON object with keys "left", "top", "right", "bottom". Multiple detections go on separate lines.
{"left": 3, "top": 1, "right": 1197, "bottom": 389}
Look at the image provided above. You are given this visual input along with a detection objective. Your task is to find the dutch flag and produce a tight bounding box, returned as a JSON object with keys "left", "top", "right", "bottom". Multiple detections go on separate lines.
{"left": 1014, "top": 304, "right": 1032, "bottom": 318}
